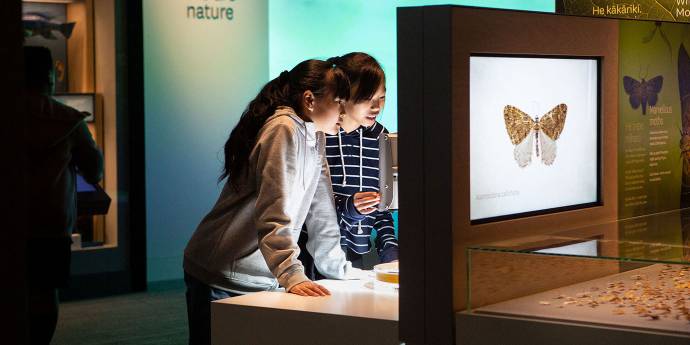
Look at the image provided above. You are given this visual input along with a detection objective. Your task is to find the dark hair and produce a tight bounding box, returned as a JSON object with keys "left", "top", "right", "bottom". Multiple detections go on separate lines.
{"left": 24, "top": 46, "right": 53, "bottom": 90}
{"left": 328, "top": 52, "right": 385, "bottom": 103}
{"left": 220, "top": 59, "right": 350, "bottom": 183}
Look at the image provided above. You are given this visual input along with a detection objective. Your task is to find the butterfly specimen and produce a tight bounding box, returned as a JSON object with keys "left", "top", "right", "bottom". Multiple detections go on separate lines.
{"left": 503, "top": 104, "right": 567, "bottom": 167}
{"left": 623, "top": 75, "right": 663, "bottom": 115}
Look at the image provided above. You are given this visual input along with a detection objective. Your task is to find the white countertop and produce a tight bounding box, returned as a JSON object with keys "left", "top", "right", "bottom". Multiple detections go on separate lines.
{"left": 213, "top": 278, "right": 399, "bottom": 321}
{"left": 211, "top": 278, "right": 400, "bottom": 345}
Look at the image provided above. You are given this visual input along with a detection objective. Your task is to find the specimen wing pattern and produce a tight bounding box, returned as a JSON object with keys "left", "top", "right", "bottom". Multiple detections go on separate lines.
{"left": 539, "top": 129, "right": 558, "bottom": 165}
{"left": 503, "top": 103, "right": 567, "bottom": 167}
{"left": 513, "top": 132, "right": 534, "bottom": 168}
{"left": 503, "top": 105, "right": 536, "bottom": 145}
{"left": 538, "top": 103, "right": 567, "bottom": 141}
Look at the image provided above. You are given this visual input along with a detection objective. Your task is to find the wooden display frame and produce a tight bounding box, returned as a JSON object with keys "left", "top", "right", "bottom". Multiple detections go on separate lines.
{"left": 397, "top": 6, "right": 619, "bottom": 344}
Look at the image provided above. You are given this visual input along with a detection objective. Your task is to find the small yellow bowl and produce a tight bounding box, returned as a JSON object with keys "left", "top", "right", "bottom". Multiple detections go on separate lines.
{"left": 374, "top": 262, "right": 399, "bottom": 284}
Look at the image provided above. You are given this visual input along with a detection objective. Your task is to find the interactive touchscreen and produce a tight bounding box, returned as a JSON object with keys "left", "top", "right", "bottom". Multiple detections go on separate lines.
{"left": 469, "top": 55, "right": 600, "bottom": 222}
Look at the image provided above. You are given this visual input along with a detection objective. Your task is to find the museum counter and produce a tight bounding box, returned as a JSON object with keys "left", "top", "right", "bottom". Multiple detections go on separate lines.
{"left": 211, "top": 273, "right": 399, "bottom": 345}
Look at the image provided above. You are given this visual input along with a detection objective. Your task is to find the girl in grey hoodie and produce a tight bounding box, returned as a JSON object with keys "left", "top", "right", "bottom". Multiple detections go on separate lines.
{"left": 183, "top": 59, "right": 361, "bottom": 345}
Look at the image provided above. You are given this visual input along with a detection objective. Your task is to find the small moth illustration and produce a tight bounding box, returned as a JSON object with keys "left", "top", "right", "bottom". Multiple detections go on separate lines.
{"left": 623, "top": 75, "right": 663, "bottom": 115}
{"left": 503, "top": 104, "right": 567, "bottom": 167}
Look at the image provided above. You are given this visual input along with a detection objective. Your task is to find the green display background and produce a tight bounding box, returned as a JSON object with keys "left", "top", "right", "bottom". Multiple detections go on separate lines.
{"left": 618, "top": 21, "right": 689, "bottom": 257}
{"left": 618, "top": 21, "right": 686, "bottom": 218}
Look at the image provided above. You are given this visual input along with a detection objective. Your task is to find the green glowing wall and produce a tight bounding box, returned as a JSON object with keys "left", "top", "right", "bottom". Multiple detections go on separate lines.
{"left": 268, "top": 0, "right": 554, "bottom": 132}
{"left": 143, "top": 0, "right": 268, "bottom": 282}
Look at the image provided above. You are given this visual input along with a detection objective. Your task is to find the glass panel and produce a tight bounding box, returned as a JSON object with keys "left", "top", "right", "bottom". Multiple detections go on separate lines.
{"left": 467, "top": 208, "right": 690, "bottom": 334}
{"left": 470, "top": 207, "right": 690, "bottom": 265}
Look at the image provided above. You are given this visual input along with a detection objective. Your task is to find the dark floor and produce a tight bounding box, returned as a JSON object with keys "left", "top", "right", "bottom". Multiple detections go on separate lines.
{"left": 52, "top": 280, "right": 187, "bottom": 345}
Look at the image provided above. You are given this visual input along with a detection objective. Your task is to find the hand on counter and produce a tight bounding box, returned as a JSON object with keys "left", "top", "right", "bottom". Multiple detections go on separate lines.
{"left": 353, "top": 192, "right": 380, "bottom": 215}
{"left": 289, "top": 281, "right": 331, "bottom": 297}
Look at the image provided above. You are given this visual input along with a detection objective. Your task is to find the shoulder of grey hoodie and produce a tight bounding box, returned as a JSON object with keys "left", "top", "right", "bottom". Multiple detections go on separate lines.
{"left": 183, "top": 108, "right": 302, "bottom": 290}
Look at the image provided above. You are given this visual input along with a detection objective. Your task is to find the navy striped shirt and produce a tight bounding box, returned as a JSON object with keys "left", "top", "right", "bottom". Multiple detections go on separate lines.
{"left": 325, "top": 122, "right": 398, "bottom": 262}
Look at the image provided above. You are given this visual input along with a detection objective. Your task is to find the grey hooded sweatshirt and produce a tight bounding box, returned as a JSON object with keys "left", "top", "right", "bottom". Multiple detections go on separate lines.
{"left": 183, "top": 107, "right": 355, "bottom": 293}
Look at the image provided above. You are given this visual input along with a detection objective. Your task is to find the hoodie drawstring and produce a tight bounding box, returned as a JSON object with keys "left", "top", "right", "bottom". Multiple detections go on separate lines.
{"left": 339, "top": 127, "right": 366, "bottom": 234}
{"left": 302, "top": 121, "right": 312, "bottom": 188}
{"left": 303, "top": 128, "right": 307, "bottom": 188}
{"left": 358, "top": 128, "right": 364, "bottom": 234}
{"left": 338, "top": 129, "right": 347, "bottom": 186}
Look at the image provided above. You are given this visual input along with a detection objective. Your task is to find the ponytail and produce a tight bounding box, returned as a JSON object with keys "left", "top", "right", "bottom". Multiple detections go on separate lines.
{"left": 219, "top": 71, "right": 291, "bottom": 182}
{"left": 220, "top": 60, "right": 350, "bottom": 185}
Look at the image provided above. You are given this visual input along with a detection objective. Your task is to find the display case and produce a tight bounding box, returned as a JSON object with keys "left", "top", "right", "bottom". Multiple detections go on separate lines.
{"left": 22, "top": 0, "right": 138, "bottom": 299}
{"left": 24, "top": 0, "right": 118, "bottom": 251}
{"left": 462, "top": 209, "right": 690, "bottom": 343}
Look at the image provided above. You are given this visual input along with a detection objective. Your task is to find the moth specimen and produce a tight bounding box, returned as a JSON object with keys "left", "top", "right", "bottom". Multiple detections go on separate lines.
{"left": 503, "top": 104, "right": 567, "bottom": 167}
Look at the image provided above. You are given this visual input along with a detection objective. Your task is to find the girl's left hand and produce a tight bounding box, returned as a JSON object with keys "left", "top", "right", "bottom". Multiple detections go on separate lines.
{"left": 289, "top": 281, "right": 331, "bottom": 297}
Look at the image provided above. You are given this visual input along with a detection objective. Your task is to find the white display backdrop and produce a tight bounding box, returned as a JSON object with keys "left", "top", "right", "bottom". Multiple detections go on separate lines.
{"left": 469, "top": 56, "right": 599, "bottom": 221}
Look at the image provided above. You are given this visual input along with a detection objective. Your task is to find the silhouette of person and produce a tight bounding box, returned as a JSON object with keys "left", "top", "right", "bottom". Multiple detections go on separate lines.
{"left": 24, "top": 46, "right": 103, "bottom": 344}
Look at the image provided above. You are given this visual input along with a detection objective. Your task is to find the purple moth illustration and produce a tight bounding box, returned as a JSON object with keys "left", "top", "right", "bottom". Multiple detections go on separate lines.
{"left": 623, "top": 75, "right": 663, "bottom": 115}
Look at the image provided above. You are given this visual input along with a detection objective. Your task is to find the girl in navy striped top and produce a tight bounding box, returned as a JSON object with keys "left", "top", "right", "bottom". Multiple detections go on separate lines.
{"left": 325, "top": 52, "right": 398, "bottom": 268}
{"left": 298, "top": 53, "right": 398, "bottom": 273}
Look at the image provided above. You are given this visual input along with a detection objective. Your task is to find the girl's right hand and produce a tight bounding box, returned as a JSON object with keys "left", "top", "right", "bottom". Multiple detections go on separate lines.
{"left": 353, "top": 192, "right": 380, "bottom": 214}
{"left": 289, "top": 281, "right": 331, "bottom": 296}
